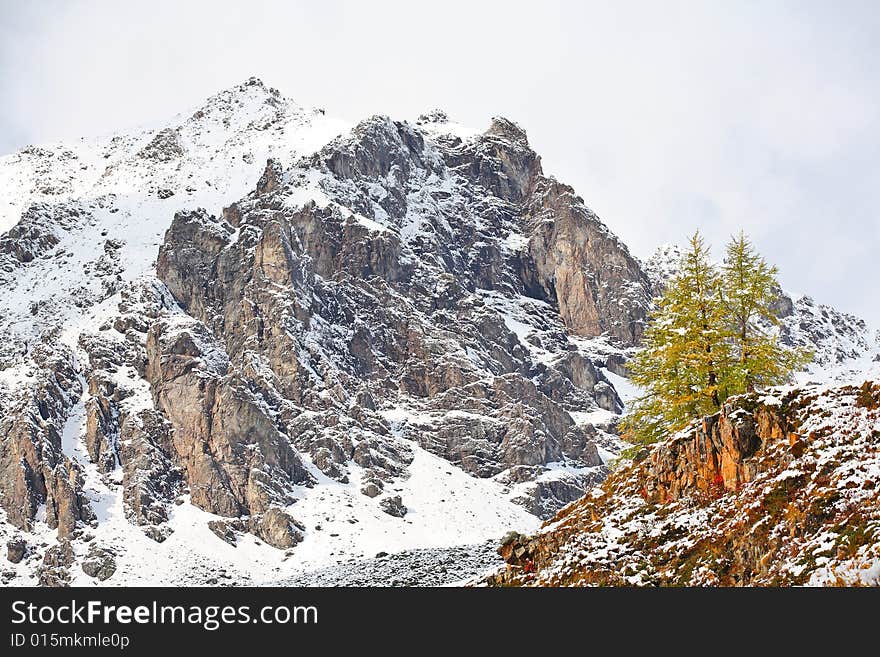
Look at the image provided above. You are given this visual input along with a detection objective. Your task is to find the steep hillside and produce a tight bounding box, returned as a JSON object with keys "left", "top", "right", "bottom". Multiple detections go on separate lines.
{"left": 485, "top": 367, "right": 880, "bottom": 586}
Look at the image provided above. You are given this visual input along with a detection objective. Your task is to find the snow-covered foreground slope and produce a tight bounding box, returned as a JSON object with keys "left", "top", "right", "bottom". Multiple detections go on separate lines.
{"left": 485, "top": 373, "right": 880, "bottom": 587}
{"left": 0, "top": 440, "right": 537, "bottom": 586}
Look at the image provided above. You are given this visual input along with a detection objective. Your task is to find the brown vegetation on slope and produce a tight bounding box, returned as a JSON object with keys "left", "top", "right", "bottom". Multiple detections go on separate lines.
{"left": 487, "top": 382, "right": 880, "bottom": 586}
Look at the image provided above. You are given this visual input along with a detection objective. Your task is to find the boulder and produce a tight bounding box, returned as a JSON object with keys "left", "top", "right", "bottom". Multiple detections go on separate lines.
{"left": 379, "top": 495, "right": 407, "bottom": 518}
{"left": 81, "top": 546, "right": 117, "bottom": 581}
{"left": 6, "top": 538, "right": 27, "bottom": 564}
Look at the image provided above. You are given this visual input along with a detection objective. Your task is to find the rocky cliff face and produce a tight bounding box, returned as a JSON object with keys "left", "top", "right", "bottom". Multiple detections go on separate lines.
{"left": 145, "top": 110, "right": 647, "bottom": 522}
{"left": 486, "top": 377, "right": 880, "bottom": 586}
{"left": 0, "top": 345, "right": 94, "bottom": 538}
{"left": 0, "top": 80, "right": 652, "bottom": 585}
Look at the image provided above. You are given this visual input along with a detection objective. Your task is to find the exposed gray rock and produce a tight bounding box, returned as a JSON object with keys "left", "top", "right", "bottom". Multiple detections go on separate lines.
{"left": 0, "top": 344, "right": 95, "bottom": 539}
{"left": 81, "top": 545, "right": 117, "bottom": 581}
{"left": 510, "top": 466, "right": 608, "bottom": 519}
{"left": 360, "top": 471, "right": 383, "bottom": 498}
{"left": 0, "top": 202, "right": 89, "bottom": 264}
{"left": 144, "top": 113, "right": 639, "bottom": 520}
{"left": 251, "top": 508, "right": 305, "bottom": 549}
{"left": 144, "top": 316, "right": 314, "bottom": 518}
{"left": 38, "top": 541, "right": 74, "bottom": 587}
{"left": 143, "top": 525, "right": 173, "bottom": 543}
{"left": 521, "top": 178, "right": 651, "bottom": 343}
{"left": 120, "top": 409, "right": 181, "bottom": 528}
{"left": 778, "top": 295, "right": 874, "bottom": 365}
{"left": 138, "top": 128, "right": 184, "bottom": 162}
{"left": 208, "top": 520, "right": 239, "bottom": 546}
{"left": 604, "top": 353, "right": 630, "bottom": 378}
{"left": 256, "top": 158, "right": 284, "bottom": 195}
{"left": 379, "top": 495, "right": 407, "bottom": 518}
{"left": 84, "top": 378, "right": 120, "bottom": 473}
{"left": 6, "top": 538, "right": 27, "bottom": 564}
{"left": 769, "top": 290, "right": 795, "bottom": 318}
{"left": 76, "top": 317, "right": 184, "bottom": 530}
{"left": 208, "top": 508, "right": 304, "bottom": 549}
{"left": 593, "top": 381, "right": 623, "bottom": 413}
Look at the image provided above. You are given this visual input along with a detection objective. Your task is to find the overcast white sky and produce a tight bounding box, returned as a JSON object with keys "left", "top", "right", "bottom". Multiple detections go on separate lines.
{"left": 1, "top": 0, "right": 878, "bottom": 325}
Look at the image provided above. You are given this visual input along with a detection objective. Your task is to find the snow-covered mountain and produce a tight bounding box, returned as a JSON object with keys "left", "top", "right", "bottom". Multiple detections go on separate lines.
{"left": 0, "top": 79, "right": 875, "bottom": 587}
{"left": 0, "top": 79, "right": 651, "bottom": 586}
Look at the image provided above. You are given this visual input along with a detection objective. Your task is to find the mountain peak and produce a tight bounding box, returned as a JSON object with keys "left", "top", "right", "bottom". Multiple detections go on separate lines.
{"left": 416, "top": 109, "right": 450, "bottom": 125}
{"left": 242, "top": 75, "right": 266, "bottom": 88}
{"left": 486, "top": 116, "right": 529, "bottom": 146}
{"left": 224, "top": 75, "right": 276, "bottom": 96}
{"left": 186, "top": 76, "right": 288, "bottom": 123}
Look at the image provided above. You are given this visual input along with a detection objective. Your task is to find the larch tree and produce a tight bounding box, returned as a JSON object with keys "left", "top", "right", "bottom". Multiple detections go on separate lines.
{"left": 623, "top": 232, "right": 730, "bottom": 444}
{"left": 721, "top": 232, "right": 810, "bottom": 392}
{"left": 623, "top": 231, "right": 808, "bottom": 446}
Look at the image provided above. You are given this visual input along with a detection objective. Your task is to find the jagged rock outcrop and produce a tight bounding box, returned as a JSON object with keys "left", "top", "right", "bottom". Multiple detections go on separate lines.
{"left": 0, "top": 344, "right": 95, "bottom": 539}
{"left": 380, "top": 495, "right": 407, "bottom": 518}
{"left": 778, "top": 295, "right": 876, "bottom": 365}
{"left": 75, "top": 292, "right": 185, "bottom": 539}
{"left": 84, "top": 374, "right": 121, "bottom": 473}
{"left": 256, "top": 158, "right": 284, "bottom": 195}
{"left": 6, "top": 538, "right": 28, "bottom": 564}
{"left": 119, "top": 408, "right": 180, "bottom": 531}
{"left": 144, "top": 316, "right": 314, "bottom": 517}
{"left": 522, "top": 178, "right": 651, "bottom": 342}
{"left": 486, "top": 381, "right": 880, "bottom": 586}
{"left": 39, "top": 540, "right": 75, "bottom": 587}
{"left": 81, "top": 545, "right": 117, "bottom": 581}
{"left": 137, "top": 128, "right": 184, "bottom": 162}
{"left": 207, "top": 507, "right": 304, "bottom": 549}
{"left": 0, "top": 202, "right": 89, "bottom": 265}
{"left": 641, "top": 392, "right": 802, "bottom": 503}
{"left": 148, "top": 111, "right": 643, "bottom": 519}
